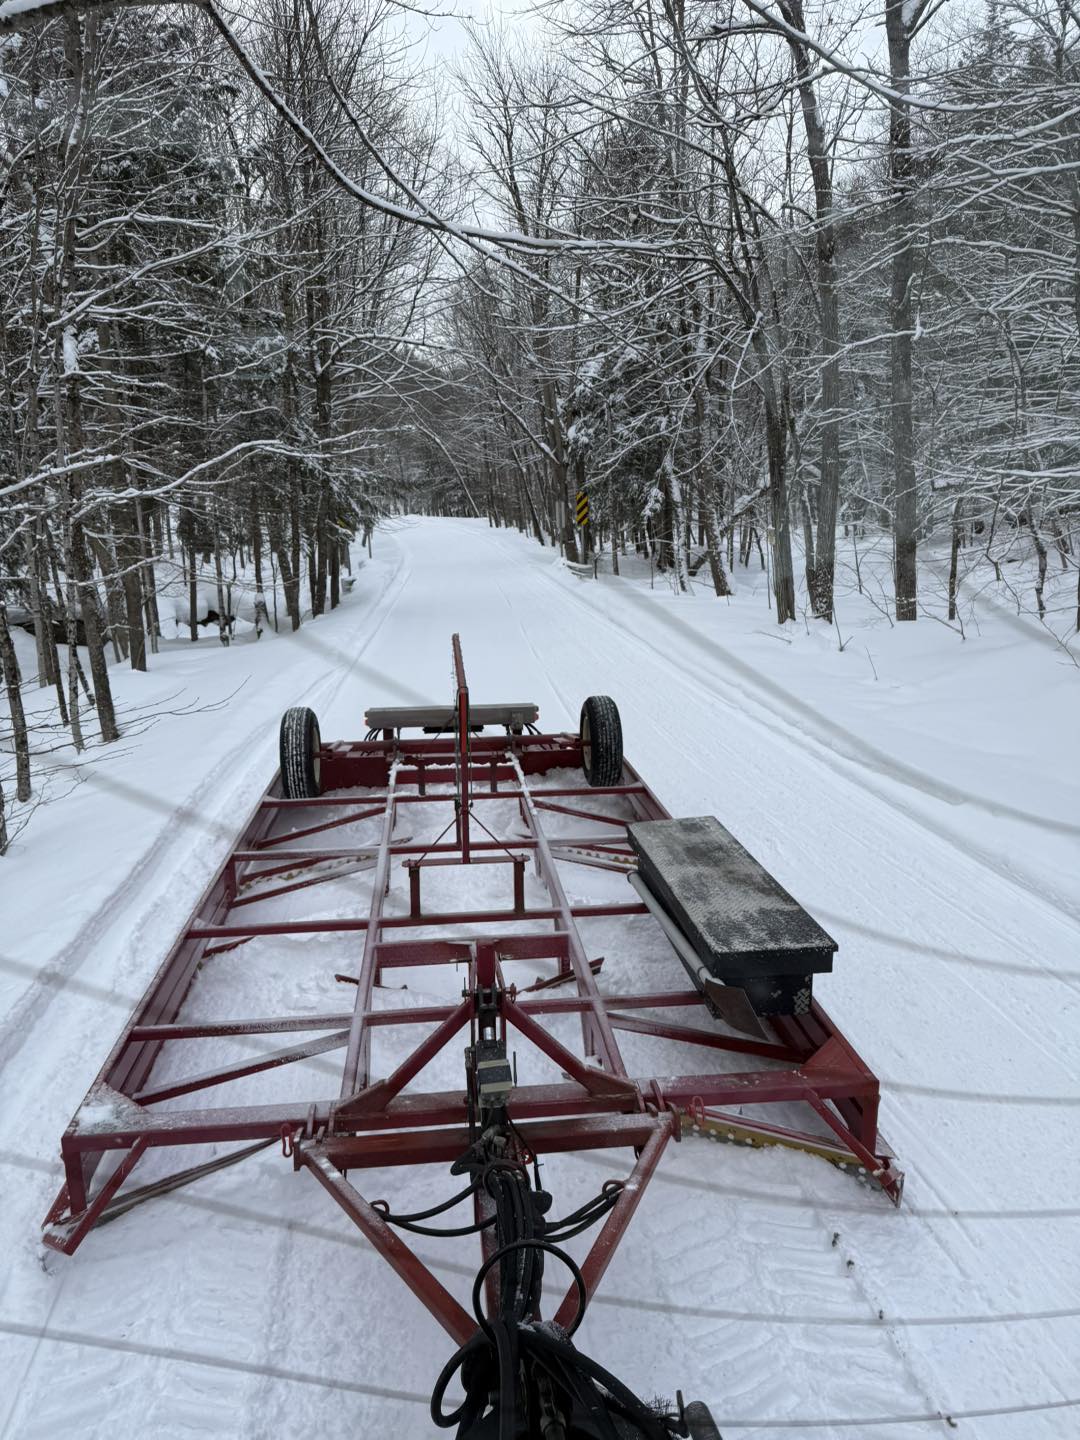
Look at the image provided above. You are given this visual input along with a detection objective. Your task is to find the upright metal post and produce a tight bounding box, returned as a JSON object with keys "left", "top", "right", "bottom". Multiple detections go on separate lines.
{"left": 453, "top": 633, "right": 471, "bottom": 863}
{"left": 340, "top": 761, "right": 400, "bottom": 1096}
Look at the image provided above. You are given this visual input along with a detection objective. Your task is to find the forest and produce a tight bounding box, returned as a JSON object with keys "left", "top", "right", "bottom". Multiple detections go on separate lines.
{"left": 0, "top": 0, "right": 1078, "bottom": 850}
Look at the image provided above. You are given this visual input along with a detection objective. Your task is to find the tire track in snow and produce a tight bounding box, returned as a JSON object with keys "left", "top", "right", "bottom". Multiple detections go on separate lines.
{"left": 811, "top": 910, "right": 1080, "bottom": 987}
{"left": 483, "top": 544, "right": 945, "bottom": 1431}
{"left": 510, "top": 534, "right": 1080, "bottom": 928}
{"left": 510, "top": 539, "right": 1080, "bottom": 1078}
{"left": 0, "top": 542, "right": 410, "bottom": 1083}
{"left": 484, "top": 541, "right": 1080, "bottom": 1130}
{"left": 607, "top": 566, "right": 1078, "bottom": 836}
{"left": 0, "top": 544, "right": 415, "bottom": 1439}
{"left": 459, "top": 527, "right": 1079, "bottom": 1429}
{"left": 482, "top": 532, "right": 1080, "bottom": 1080}
{"left": 235, "top": 1178, "right": 300, "bottom": 1440}
{"left": 843, "top": 1118, "right": 1080, "bottom": 1438}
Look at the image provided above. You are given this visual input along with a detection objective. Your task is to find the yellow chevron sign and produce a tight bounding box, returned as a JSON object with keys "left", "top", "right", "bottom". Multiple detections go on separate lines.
{"left": 575, "top": 491, "right": 589, "bottom": 526}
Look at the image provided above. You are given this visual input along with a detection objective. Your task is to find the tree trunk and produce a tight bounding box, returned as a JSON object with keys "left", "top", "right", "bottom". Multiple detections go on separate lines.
{"left": 947, "top": 497, "right": 963, "bottom": 621}
{"left": 289, "top": 484, "right": 303, "bottom": 631}
{"left": 135, "top": 497, "right": 160, "bottom": 655}
{"left": 39, "top": 582, "right": 69, "bottom": 727}
{"left": 26, "top": 532, "right": 53, "bottom": 686}
{"left": 187, "top": 544, "right": 199, "bottom": 641}
{"left": 702, "top": 507, "right": 732, "bottom": 597}
{"left": 520, "top": 473, "right": 545, "bottom": 545}
{"left": 779, "top": 0, "right": 841, "bottom": 620}
{"left": 251, "top": 490, "right": 268, "bottom": 635}
{"left": 540, "top": 376, "right": 579, "bottom": 563}
{"left": 116, "top": 507, "right": 147, "bottom": 671}
{"left": 51, "top": 542, "right": 84, "bottom": 753}
{"left": 0, "top": 600, "right": 31, "bottom": 801}
{"left": 886, "top": 0, "right": 919, "bottom": 621}
{"left": 659, "top": 448, "right": 689, "bottom": 591}
{"left": 72, "top": 520, "right": 119, "bottom": 741}
{"left": 766, "top": 408, "right": 797, "bottom": 623}
{"left": 1027, "top": 500, "right": 1048, "bottom": 620}
{"left": 313, "top": 480, "right": 329, "bottom": 616}
{"left": 306, "top": 530, "right": 318, "bottom": 616}
{"left": 89, "top": 533, "right": 127, "bottom": 661}
{"left": 270, "top": 505, "right": 301, "bottom": 632}
{"left": 213, "top": 527, "right": 231, "bottom": 647}
{"left": 329, "top": 534, "right": 340, "bottom": 610}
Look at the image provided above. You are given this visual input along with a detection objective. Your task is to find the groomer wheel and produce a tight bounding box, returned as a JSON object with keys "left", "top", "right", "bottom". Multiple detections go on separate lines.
{"left": 279, "top": 706, "right": 322, "bottom": 799}
{"left": 684, "top": 1400, "right": 724, "bottom": 1439}
{"left": 579, "top": 695, "right": 623, "bottom": 788}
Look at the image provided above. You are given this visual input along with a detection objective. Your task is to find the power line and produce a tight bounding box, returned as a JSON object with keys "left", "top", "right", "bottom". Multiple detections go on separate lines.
{"left": 815, "top": 909, "right": 1080, "bottom": 985}
{"left": 881, "top": 1079, "right": 1080, "bottom": 1107}
{"left": 0, "top": 1318, "right": 431, "bottom": 1407}
{"left": 8, "top": 1151, "right": 1080, "bottom": 1321}
{"left": 572, "top": 1151, "right": 1080, "bottom": 1223}
{"left": 711, "top": 1395, "right": 1080, "bottom": 1431}
{"left": 0, "top": 1318, "right": 1076, "bottom": 1431}
{"left": 594, "top": 1291, "right": 1080, "bottom": 1332}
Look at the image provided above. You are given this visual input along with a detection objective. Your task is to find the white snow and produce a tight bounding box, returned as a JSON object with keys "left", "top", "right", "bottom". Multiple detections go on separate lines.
{"left": 71, "top": 1102, "right": 126, "bottom": 1132}
{"left": 61, "top": 326, "right": 78, "bottom": 375}
{"left": 1, "top": 518, "right": 1078, "bottom": 1437}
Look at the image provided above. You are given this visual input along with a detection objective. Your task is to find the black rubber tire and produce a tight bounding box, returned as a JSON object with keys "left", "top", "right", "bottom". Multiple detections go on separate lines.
{"left": 685, "top": 1401, "right": 724, "bottom": 1440}
{"left": 579, "top": 695, "right": 623, "bottom": 787}
{"left": 279, "top": 706, "right": 322, "bottom": 799}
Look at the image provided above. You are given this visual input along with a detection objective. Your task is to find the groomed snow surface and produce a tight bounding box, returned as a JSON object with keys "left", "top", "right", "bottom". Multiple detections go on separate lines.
{"left": 1, "top": 516, "right": 1078, "bottom": 1439}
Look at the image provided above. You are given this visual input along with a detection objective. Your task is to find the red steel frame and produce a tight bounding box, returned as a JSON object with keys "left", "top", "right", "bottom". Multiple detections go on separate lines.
{"left": 43, "top": 636, "right": 902, "bottom": 1346}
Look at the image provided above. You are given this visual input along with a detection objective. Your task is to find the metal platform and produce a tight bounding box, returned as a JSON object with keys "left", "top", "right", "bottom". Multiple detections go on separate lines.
{"left": 41, "top": 634, "right": 903, "bottom": 1365}
{"left": 364, "top": 701, "right": 539, "bottom": 734}
{"left": 629, "top": 816, "right": 836, "bottom": 1017}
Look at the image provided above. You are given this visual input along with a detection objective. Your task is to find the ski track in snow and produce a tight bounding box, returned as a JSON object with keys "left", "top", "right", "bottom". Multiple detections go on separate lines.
{"left": 1, "top": 518, "right": 1078, "bottom": 1439}
{"left": 0, "top": 542, "right": 415, "bottom": 1436}
{"left": 500, "top": 528, "right": 1080, "bottom": 927}
{"left": 471, "top": 523, "right": 1080, "bottom": 1433}
{"left": 0, "top": 543, "right": 411, "bottom": 1078}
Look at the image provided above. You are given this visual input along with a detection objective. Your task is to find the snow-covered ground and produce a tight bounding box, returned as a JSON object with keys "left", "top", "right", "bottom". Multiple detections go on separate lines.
{"left": 1, "top": 516, "right": 1078, "bottom": 1438}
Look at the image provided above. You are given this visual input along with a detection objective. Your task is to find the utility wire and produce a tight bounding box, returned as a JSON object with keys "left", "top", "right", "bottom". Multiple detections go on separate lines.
{"left": 0, "top": 1319, "right": 1076, "bottom": 1431}
{"left": 11, "top": 1152, "right": 1079, "bottom": 1330}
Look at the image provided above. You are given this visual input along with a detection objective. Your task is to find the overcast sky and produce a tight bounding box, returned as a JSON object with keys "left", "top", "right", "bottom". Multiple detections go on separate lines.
{"left": 402, "top": 0, "right": 541, "bottom": 64}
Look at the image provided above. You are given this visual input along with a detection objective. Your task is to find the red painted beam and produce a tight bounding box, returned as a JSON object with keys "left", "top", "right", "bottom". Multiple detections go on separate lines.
{"left": 43, "top": 1139, "right": 149, "bottom": 1256}
{"left": 312, "top": 1112, "right": 665, "bottom": 1169}
{"left": 373, "top": 932, "right": 571, "bottom": 968}
{"left": 359, "top": 989, "right": 705, "bottom": 1027}
{"left": 187, "top": 919, "right": 369, "bottom": 939}
{"left": 553, "top": 1113, "right": 675, "bottom": 1329}
{"left": 134, "top": 1029, "right": 350, "bottom": 1105}
{"left": 61, "top": 1065, "right": 878, "bottom": 1154}
{"left": 609, "top": 1012, "right": 803, "bottom": 1063}
{"left": 299, "top": 1147, "right": 476, "bottom": 1346}
{"left": 128, "top": 1014, "right": 355, "bottom": 1041}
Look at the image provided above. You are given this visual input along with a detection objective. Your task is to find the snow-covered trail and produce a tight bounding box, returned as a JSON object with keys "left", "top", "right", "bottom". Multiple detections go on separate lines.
{"left": 1, "top": 518, "right": 1077, "bottom": 1439}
